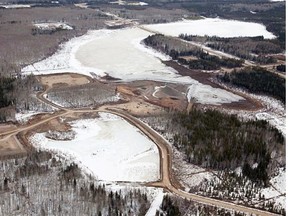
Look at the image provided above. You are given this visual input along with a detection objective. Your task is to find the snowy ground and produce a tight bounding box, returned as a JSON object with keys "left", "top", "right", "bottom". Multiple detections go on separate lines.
{"left": 110, "top": 0, "right": 148, "bottom": 6}
{"left": 145, "top": 190, "right": 164, "bottom": 216}
{"left": 73, "top": 28, "right": 188, "bottom": 83}
{"left": 173, "top": 149, "right": 216, "bottom": 192}
{"left": 187, "top": 84, "right": 243, "bottom": 105}
{"left": 15, "top": 111, "right": 50, "bottom": 124}
{"left": 30, "top": 112, "right": 160, "bottom": 182}
{"left": 0, "top": 4, "right": 31, "bottom": 8}
{"left": 261, "top": 168, "right": 286, "bottom": 209}
{"left": 213, "top": 79, "right": 286, "bottom": 136}
{"left": 22, "top": 27, "right": 244, "bottom": 106}
{"left": 255, "top": 112, "right": 285, "bottom": 135}
{"left": 33, "top": 23, "right": 73, "bottom": 31}
{"left": 144, "top": 18, "right": 276, "bottom": 39}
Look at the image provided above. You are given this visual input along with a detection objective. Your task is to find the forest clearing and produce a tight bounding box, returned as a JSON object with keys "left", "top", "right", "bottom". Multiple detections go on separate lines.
{"left": 0, "top": 2, "right": 285, "bottom": 215}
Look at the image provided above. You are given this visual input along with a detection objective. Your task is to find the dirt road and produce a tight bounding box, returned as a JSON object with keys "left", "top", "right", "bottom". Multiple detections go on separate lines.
{"left": 103, "top": 108, "right": 280, "bottom": 216}
{"left": 0, "top": 79, "right": 281, "bottom": 216}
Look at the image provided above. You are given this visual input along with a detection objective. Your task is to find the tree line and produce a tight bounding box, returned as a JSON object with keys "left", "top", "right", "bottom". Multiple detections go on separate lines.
{"left": 178, "top": 1, "right": 285, "bottom": 47}
{"left": 156, "top": 194, "right": 248, "bottom": 216}
{"left": 0, "top": 150, "right": 151, "bottom": 215}
{"left": 219, "top": 66, "right": 285, "bottom": 104}
{"left": 0, "top": 76, "right": 15, "bottom": 109}
{"left": 0, "top": 74, "right": 42, "bottom": 122}
{"left": 179, "top": 34, "right": 282, "bottom": 64}
{"left": 143, "top": 34, "right": 244, "bottom": 70}
{"left": 170, "top": 109, "right": 284, "bottom": 185}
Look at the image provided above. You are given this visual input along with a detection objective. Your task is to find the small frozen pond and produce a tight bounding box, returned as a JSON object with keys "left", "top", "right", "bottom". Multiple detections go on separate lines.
{"left": 30, "top": 112, "right": 160, "bottom": 182}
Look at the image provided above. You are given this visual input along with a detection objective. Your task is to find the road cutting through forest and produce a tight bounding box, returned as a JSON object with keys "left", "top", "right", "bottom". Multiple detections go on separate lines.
{"left": 0, "top": 80, "right": 280, "bottom": 216}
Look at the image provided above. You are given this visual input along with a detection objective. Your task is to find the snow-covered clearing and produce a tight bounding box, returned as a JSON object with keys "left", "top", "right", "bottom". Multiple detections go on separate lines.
{"left": 22, "top": 27, "right": 243, "bottom": 105}
{"left": 261, "top": 168, "right": 286, "bottom": 208}
{"left": 256, "top": 112, "right": 285, "bottom": 135}
{"left": 15, "top": 111, "right": 49, "bottom": 124}
{"left": 145, "top": 190, "right": 164, "bottom": 216}
{"left": 214, "top": 79, "right": 286, "bottom": 136}
{"left": 187, "top": 84, "right": 243, "bottom": 105}
{"left": 243, "top": 97, "right": 285, "bottom": 136}
{"left": 0, "top": 4, "right": 31, "bottom": 8}
{"left": 33, "top": 22, "right": 73, "bottom": 30}
{"left": 173, "top": 149, "right": 216, "bottom": 191}
{"left": 30, "top": 112, "right": 160, "bottom": 182}
{"left": 110, "top": 0, "right": 148, "bottom": 6}
{"left": 144, "top": 18, "right": 276, "bottom": 39}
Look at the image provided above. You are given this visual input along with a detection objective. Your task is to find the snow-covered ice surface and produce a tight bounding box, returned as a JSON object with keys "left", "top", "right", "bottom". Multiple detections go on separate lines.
{"left": 22, "top": 27, "right": 243, "bottom": 105}
{"left": 74, "top": 28, "right": 189, "bottom": 83}
{"left": 30, "top": 112, "right": 160, "bottom": 182}
{"left": 144, "top": 18, "right": 276, "bottom": 39}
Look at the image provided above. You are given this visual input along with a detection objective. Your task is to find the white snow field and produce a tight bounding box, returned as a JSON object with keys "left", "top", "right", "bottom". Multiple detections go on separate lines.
{"left": 15, "top": 111, "right": 50, "bottom": 124}
{"left": 22, "top": 27, "right": 244, "bottom": 105}
{"left": 145, "top": 190, "right": 164, "bottom": 216}
{"left": 144, "top": 18, "right": 276, "bottom": 39}
{"left": 256, "top": 112, "right": 286, "bottom": 135}
{"left": 261, "top": 168, "right": 286, "bottom": 209}
{"left": 0, "top": 4, "right": 31, "bottom": 8}
{"left": 187, "top": 84, "right": 243, "bottom": 105}
{"left": 74, "top": 28, "right": 188, "bottom": 82}
{"left": 33, "top": 22, "right": 73, "bottom": 31}
{"left": 110, "top": 0, "right": 148, "bottom": 6}
{"left": 30, "top": 112, "right": 160, "bottom": 182}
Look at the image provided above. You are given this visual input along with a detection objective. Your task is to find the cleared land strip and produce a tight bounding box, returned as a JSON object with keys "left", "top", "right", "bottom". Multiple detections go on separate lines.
{"left": 0, "top": 79, "right": 280, "bottom": 216}
{"left": 103, "top": 108, "right": 280, "bottom": 216}
{"left": 138, "top": 25, "right": 286, "bottom": 79}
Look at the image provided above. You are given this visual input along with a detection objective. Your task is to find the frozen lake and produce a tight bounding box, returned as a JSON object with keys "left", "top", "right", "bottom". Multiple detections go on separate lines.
{"left": 22, "top": 17, "right": 279, "bottom": 105}
{"left": 144, "top": 18, "right": 276, "bottom": 39}
{"left": 30, "top": 112, "right": 160, "bottom": 182}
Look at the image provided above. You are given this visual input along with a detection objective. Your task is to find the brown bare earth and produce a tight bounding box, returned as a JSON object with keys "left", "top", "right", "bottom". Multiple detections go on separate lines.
{"left": 116, "top": 80, "right": 189, "bottom": 111}
{"left": 116, "top": 85, "right": 139, "bottom": 97}
{"left": 0, "top": 124, "right": 17, "bottom": 133}
{"left": 146, "top": 97, "right": 187, "bottom": 111}
{"left": 35, "top": 117, "right": 71, "bottom": 133}
{"left": 39, "top": 73, "right": 91, "bottom": 88}
{"left": 0, "top": 135, "right": 26, "bottom": 157}
{"left": 103, "top": 100, "right": 166, "bottom": 117}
